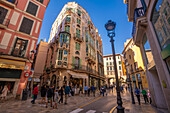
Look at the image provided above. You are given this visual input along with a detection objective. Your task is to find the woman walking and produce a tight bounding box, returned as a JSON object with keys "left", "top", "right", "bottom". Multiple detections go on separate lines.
{"left": 0, "top": 85, "right": 8, "bottom": 101}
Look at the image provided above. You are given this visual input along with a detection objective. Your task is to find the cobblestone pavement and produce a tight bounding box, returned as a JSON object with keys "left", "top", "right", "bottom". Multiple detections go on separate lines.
{"left": 0, "top": 92, "right": 102, "bottom": 113}
{"left": 0, "top": 90, "right": 168, "bottom": 113}
{"left": 114, "top": 91, "right": 168, "bottom": 113}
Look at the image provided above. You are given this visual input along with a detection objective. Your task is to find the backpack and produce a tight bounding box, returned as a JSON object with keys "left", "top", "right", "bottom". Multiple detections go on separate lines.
{"left": 47, "top": 88, "right": 53, "bottom": 97}
{"left": 135, "top": 89, "right": 140, "bottom": 95}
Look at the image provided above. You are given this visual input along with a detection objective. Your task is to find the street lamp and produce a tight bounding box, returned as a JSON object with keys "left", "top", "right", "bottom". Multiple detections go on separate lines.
{"left": 127, "top": 74, "right": 135, "bottom": 104}
{"left": 105, "top": 20, "right": 124, "bottom": 113}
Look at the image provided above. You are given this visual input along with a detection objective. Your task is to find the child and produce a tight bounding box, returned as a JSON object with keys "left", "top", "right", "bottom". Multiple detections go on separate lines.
{"left": 54, "top": 89, "right": 59, "bottom": 109}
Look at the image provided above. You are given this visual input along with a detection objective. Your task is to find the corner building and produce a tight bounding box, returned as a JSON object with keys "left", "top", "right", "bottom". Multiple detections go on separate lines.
{"left": 0, "top": 0, "right": 50, "bottom": 98}
{"left": 124, "top": 0, "right": 170, "bottom": 112}
{"left": 43, "top": 2, "right": 105, "bottom": 93}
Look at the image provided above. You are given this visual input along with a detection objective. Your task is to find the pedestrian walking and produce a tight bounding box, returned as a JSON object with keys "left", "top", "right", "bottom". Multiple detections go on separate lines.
{"left": 53, "top": 89, "right": 59, "bottom": 109}
{"left": 147, "top": 90, "right": 152, "bottom": 104}
{"left": 40, "top": 85, "right": 47, "bottom": 104}
{"left": 64, "top": 85, "right": 70, "bottom": 104}
{"left": 84, "top": 85, "right": 88, "bottom": 96}
{"left": 46, "top": 85, "right": 53, "bottom": 108}
{"left": 91, "top": 86, "right": 95, "bottom": 97}
{"left": 87, "top": 86, "right": 90, "bottom": 97}
{"left": 125, "top": 86, "right": 128, "bottom": 91}
{"left": 102, "top": 87, "right": 105, "bottom": 96}
{"left": 142, "top": 88, "right": 149, "bottom": 103}
{"left": 31, "top": 84, "right": 38, "bottom": 104}
{"left": 52, "top": 85, "right": 55, "bottom": 102}
{"left": 79, "top": 85, "right": 83, "bottom": 95}
{"left": 135, "top": 87, "right": 141, "bottom": 105}
{"left": 0, "top": 85, "right": 8, "bottom": 101}
{"left": 58, "top": 87, "right": 64, "bottom": 104}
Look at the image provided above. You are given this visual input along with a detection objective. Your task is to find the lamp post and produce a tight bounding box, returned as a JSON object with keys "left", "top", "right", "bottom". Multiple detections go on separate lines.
{"left": 128, "top": 74, "right": 135, "bottom": 104}
{"left": 105, "top": 20, "right": 124, "bottom": 113}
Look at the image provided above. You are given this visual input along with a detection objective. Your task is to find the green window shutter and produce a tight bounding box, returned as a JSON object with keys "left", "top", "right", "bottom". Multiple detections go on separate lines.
{"left": 72, "top": 56, "right": 75, "bottom": 68}
{"left": 79, "top": 58, "right": 81, "bottom": 69}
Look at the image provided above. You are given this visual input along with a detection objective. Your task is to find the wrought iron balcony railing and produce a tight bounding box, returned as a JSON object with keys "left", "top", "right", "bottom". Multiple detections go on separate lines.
{"left": 0, "top": 44, "right": 31, "bottom": 60}
{"left": 6, "top": 0, "right": 16, "bottom": 4}
{"left": 0, "top": 18, "right": 10, "bottom": 28}
{"left": 132, "top": 7, "right": 145, "bottom": 40}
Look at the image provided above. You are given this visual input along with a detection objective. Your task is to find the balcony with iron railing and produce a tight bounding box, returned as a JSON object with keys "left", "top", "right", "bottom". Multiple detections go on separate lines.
{"left": 44, "top": 62, "right": 104, "bottom": 76}
{"left": 73, "top": 33, "right": 83, "bottom": 42}
{"left": 0, "top": 45, "right": 33, "bottom": 62}
{"left": 0, "top": 18, "right": 10, "bottom": 29}
{"left": 132, "top": 7, "right": 145, "bottom": 41}
{"left": 0, "top": 0, "right": 18, "bottom": 8}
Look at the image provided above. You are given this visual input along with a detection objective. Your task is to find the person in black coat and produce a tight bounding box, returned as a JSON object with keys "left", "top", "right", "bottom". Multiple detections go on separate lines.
{"left": 58, "top": 87, "right": 64, "bottom": 104}
{"left": 40, "top": 85, "right": 47, "bottom": 104}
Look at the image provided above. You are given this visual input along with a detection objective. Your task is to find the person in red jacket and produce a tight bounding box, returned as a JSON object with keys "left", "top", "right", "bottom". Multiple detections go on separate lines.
{"left": 31, "top": 84, "right": 38, "bottom": 104}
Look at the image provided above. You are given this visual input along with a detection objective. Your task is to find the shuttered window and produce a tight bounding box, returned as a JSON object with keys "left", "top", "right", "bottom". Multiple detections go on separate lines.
{"left": 26, "top": 2, "right": 38, "bottom": 16}
{"left": 19, "top": 17, "right": 34, "bottom": 34}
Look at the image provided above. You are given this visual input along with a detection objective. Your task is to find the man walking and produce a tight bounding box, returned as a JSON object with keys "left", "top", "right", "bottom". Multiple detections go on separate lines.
{"left": 58, "top": 87, "right": 64, "bottom": 104}
{"left": 84, "top": 85, "right": 88, "bottom": 96}
{"left": 31, "top": 84, "right": 38, "bottom": 104}
{"left": 135, "top": 87, "right": 141, "bottom": 105}
{"left": 46, "top": 85, "right": 53, "bottom": 108}
{"left": 91, "top": 86, "right": 95, "bottom": 97}
{"left": 64, "top": 85, "right": 70, "bottom": 104}
{"left": 142, "top": 88, "right": 149, "bottom": 103}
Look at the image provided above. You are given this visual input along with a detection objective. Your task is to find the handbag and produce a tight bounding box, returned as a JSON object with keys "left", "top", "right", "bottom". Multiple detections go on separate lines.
{"left": 32, "top": 95, "right": 34, "bottom": 98}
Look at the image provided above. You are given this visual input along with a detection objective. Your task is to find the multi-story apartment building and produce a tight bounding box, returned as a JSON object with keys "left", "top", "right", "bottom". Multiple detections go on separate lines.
{"left": 122, "top": 38, "right": 148, "bottom": 90}
{"left": 0, "top": 0, "right": 50, "bottom": 98}
{"left": 103, "top": 54, "right": 126, "bottom": 85}
{"left": 124, "top": 0, "right": 170, "bottom": 112}
{"left": 42, "top": 2, "right": 105, "bottom": 93}
{"left": 30, "top": 40, "right": 48, "bottom": 85}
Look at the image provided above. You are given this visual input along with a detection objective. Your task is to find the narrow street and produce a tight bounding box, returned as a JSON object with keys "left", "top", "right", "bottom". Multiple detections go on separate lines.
{"left": 69, "top": 92, "right": 117, "bottom": 113}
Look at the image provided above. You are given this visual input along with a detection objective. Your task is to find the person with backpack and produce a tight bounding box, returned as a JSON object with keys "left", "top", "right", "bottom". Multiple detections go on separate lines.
{"left": 135, "top": 87, "right": 141, "bottom": 105}
{"left": 31, "top": 84, "right": 38, "bottom": 104}
{"left": 142, "top": 88, "right": 149, "bottom": 103}
{"left": 46, "top": 85, "right": 53, "bottom": 108}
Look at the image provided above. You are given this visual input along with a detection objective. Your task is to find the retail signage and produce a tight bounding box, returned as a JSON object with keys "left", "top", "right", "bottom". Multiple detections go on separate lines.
{"left": 24, "top": 72, "right": 30, "bottom": 78}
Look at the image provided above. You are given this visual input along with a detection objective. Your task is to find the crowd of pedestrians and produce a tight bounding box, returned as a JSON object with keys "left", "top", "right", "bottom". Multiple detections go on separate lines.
{"left": 30, "top": 84, "right": 107, "bottom": 109}
{"left": 30, "top": 83, "right": 152, "bottom": 110}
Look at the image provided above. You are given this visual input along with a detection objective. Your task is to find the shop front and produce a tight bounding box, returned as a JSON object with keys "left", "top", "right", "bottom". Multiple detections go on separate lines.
{"left": 68, "top": 71, "right": 88, "bottom": 94}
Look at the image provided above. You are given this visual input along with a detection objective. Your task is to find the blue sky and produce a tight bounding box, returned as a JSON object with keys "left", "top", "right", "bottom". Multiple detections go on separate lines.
{"left": 38, "top": 0, "right": 133, "bottom": 55}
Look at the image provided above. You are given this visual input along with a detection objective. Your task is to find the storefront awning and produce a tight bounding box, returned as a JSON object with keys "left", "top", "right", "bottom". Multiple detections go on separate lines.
{"left": 68, "top": 72, "right": 88, "bottom": 79}
{"left": 0, "top": 58, "right": 25, "bottom": 70}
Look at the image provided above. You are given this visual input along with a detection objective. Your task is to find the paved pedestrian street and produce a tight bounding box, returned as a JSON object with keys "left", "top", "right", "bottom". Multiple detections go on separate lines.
{"left": 0, "top": 90, "right": 161, "bottom": 113}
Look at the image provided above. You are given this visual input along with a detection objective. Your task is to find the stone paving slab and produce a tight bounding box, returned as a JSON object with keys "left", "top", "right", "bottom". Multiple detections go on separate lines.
{"left": 0, "top": 93, "right": 101, "bottom": 113}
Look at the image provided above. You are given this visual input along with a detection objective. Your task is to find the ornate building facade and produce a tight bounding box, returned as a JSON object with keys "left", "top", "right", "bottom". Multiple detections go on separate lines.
{"left": 42, "top": 2, "right": 105, "bottom": 93}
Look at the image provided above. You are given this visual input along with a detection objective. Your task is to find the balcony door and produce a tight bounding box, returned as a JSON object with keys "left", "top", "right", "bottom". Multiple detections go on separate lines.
{"left": 75, "top": 57, "right": 80, "bottom": 69}
{"left": 12, "top": 38, "right": 28, "bottom": 57}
